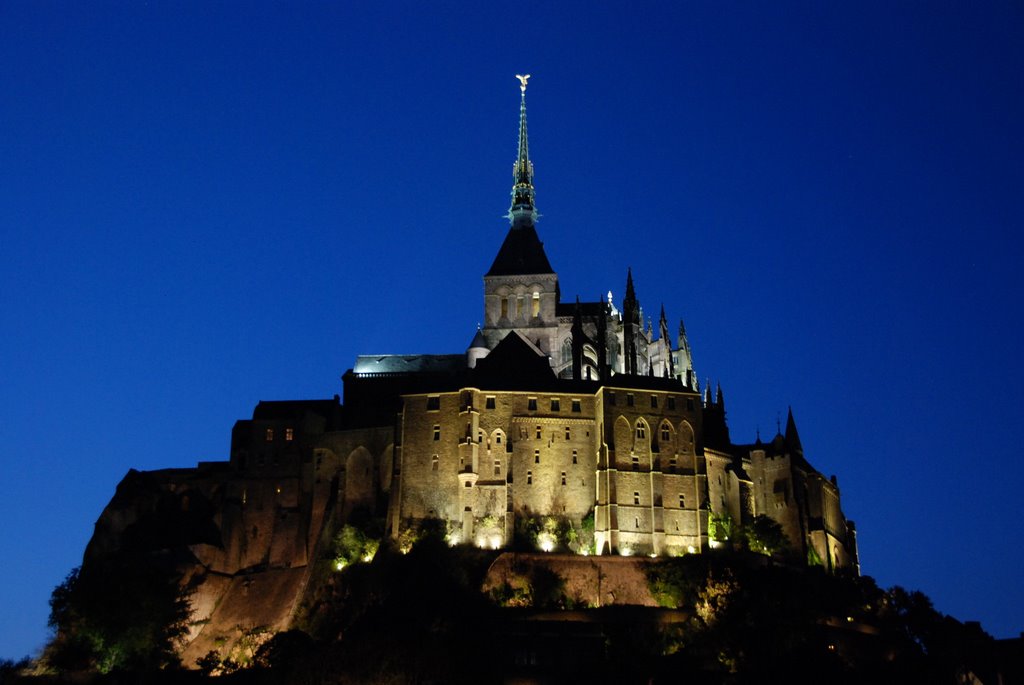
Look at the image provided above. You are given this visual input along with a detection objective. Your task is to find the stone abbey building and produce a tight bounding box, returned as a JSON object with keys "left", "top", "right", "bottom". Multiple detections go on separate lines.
{"left": 86, "top": 78, "right": 858, "bottom": 661}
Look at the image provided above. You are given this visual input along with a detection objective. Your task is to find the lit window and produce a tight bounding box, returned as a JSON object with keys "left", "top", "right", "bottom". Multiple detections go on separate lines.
{"left": 528, "top": 397, "right": 537, "bottom": 411}
{"left": 551, "top": 398, "right": 560, "bottom": 411}
{"left": 650, "top": 395, "right": 658, "bottom": 408}
{"left": 433, "top": 425, "right": 440, "bottom": 441}
{"left": 534, "top": 450, "right": 540, "bottom": 464}
{"left": 427, "top": 396, "right": 440, "bottom": 410}
{"left": 500, "top": 298, "right": 508, "bottom": 319}
{"left": 527, "top": 471, "right": 533, "bottom": 485}
{"left": 531, "top": 292, "right": 540, "bottom": 317}
{"left": 285, "top": 428, "right": 294, "bottom": 441}
{"left": 572, "top": 399, "right": 581, "bottom": 413}
{"left": 486, "top": 396, "right": 496, "bottom": 409}
{"left": 265, "top": 428, "right": 274, "bottom": 441}
{"left": 517, "top": 295, "right": 524, "bottom": 317}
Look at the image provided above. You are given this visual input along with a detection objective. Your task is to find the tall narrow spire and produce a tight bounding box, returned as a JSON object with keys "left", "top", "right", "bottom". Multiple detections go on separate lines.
{"left": 509, "top": 74, "right": 537, "bottom": 225}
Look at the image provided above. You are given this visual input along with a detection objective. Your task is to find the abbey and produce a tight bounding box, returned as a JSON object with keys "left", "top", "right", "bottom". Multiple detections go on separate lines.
{"left": 84, "top": 78, "right": 858, "bottom": 662}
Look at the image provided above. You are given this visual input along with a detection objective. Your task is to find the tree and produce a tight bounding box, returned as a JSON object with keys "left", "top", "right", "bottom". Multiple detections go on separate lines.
{"left": 743, "top": 515, "right": 788, "bottom": 556}
{"left": 45, "top": 552, "right": 192, "bottom": 674}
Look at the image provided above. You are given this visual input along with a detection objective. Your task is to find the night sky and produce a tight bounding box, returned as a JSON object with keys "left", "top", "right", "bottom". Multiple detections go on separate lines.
{"left": 2, "top": 2, "right": 1022, "bottom": 660}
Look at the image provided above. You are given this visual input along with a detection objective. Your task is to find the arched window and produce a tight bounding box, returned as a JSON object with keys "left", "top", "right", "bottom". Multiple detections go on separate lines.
{"left": 636, "top": 421, "right": 647, "bottom": 439}
{"left": 531, "top": 292, "right": 540, "bottom": 317}
{"left": 561, "top": 337, "right": 573, "bottom": 364}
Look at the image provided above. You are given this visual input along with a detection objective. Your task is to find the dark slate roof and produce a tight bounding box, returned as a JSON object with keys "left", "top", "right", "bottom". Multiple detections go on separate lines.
{"left": 555, "top": 300, "right": 607, "bottom": 318}
{"left": 252, "top": 399, "right": 342, "bottom": 422}
{"left": 468, "top": 328, "right": 489, "bottom": 350}
{"left": 352, "top": 354, "right": 466, "bottom": 375}
{"left": 485, "top": 224, "right": 555, "bottom": 276}
{"left": 472, "top": 331, "right": 558, "bottom": 389}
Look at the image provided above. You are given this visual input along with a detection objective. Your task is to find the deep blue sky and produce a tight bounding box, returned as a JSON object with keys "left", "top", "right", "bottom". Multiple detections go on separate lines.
{"left": 2, "top": 1, "right": 1022, "bottom": 659}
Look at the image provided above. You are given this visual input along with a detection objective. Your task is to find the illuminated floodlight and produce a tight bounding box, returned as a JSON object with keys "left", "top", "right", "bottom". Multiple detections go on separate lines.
{"left": 620, "top": 547, "right": 633, "bottom": 557}
{"left": 538, "top": 533, "right": 555, "bottom": 552}
{"left": 490, "top": 535, "right": 502, "bottom": 549}
{"left": 334, "top": 560, "right": 347, "bottom": 572}
{"left": 687, "top": 545, "right": 696, "bottom": 554}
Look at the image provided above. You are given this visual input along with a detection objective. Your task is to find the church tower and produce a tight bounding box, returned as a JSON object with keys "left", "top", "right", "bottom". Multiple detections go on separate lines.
{"left": 482, "top": 76, "right": 560, "bottom": 357}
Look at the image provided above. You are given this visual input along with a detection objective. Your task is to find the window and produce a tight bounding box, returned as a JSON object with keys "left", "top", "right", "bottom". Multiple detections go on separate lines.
{"left": 500, "top": 298, "right": 508, "bottom": 319}
{"left": 661, "top": 427, "right": 670, "bottom": 441}
{"left": 528, "top": 397, "right": 537, "bottom": 411}
{"left": 427, "top": 396, "right": 440, "bottom": 410}
{"left": 572, "top": 399, "right": 581, "bottom": 413}
{"left": 564, "top": 427, "right": 571, "bottom": 440}
{"left": 650, "top": 395, "right": 658, "bottom": 409}
{"left": 534, "top": 450, "right": 540, "bottom": 464}
{"left": 531, "top": 292, "right": 540, "bottom": 317}
{"left": 465, "top": 481, "right": 472, "bottom": 488}
{"left": 635, "top": 518, "right": 640, "bottom": 529}
{"left": 550, "top": 398, "right": 560, "bottom": 411}
{"left": 636, "top": 422, "right": 646, "bottom": 439}
{"left": 432, "top": 455, "right": 439, "bottom": 472}
{"left": 667, "top": 396, "right": 676, "bottom": 410}
{"left": 633, "top": 492, "right": 640, "bottom": 505}
{"left": 433, "top": 425, "right": 440, "bottom": 441}
{"left": 669, "top": 457, "right": 677, "bottom": 472}
{"left": 561, "top": 472, "right": 566, "bottom": 486}
{"left": 627, "top": 394, "right": 634, "bottom": 407}
{"left": 536, "top": 426, "right": 542, "bottom": 439}
{"left": 486, "top": 396, "right": 496, "bottom": 409}
{"left": 679, "top": 494, "right": 685, "bottom": 508}
{"left": 496, "top": 433, "right": 502, "bottom": 444}
{"left": 632, "top": 455, "right": 639, "bottom": 471}
{"left": 527, "top": 471, "right": 533, "bottom": 485}
{"left": 285, "top": 428, "right": 294, "bottom": 441}
{"left": 572, "top": 450, "right": 578, "bottom": 464}
{"left": 494, "top": 459, "right": 501, "bottom": 476}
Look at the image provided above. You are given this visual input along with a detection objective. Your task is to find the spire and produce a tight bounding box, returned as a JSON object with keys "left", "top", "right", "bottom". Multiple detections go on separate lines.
{"left": 784, "top": 406, "right": 804, "bottom": 454}
{"left": 716, "top": 382, "right": 725, "bottom": 409}
{"left": 623, "top": 268, "right": 640, "bottom": 375}
{"left": 509, "top": 74, "right": 537, "bottom": 225}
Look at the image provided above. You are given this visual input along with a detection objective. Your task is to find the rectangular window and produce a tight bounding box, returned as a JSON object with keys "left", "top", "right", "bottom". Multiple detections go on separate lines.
{"left": 667, "top": 396, "right": 676, "bottom": 410}
{"left": 528, "top": 397, "right": 537, "bottom": 411}
{"left": 494, "top": 459, "right": 501, "bottom": 476}
{"left": 427, "top": 396, "right": 440, "bottom": 410}
{"left": 486, "top": 396, "right": 496, "bottom": 409}
{"left": 632, "top": 455, "right": 639, "bottom": 471}
{"left": 564, "top": 427, "right": 571, "bottom": 440}
{"left": 431, "top": 455, "right": 439, "bottom": 471}
{"left": 550, "top": 398, "right": 560, "bottom": 411}
{"left": 536, "top": 426, "right": 542, "bottom": 439}
{"left": 560, "top": 472, "right": 566, "bottom": 486}
{"left": 265, "top": 428, "right": 274, "bottom": 441}
{"left": 285, "top": 428, "right": 294, "bottom": 441}
{"left": 571, "top": 399, "right": 581, "bottom": 413}
{"left": 433, "top": 425, "right": 440, "bottom": 441}
{"left": 679, "top": 494, "right": 685, "bottom": 508}
{"left": 572, "top": 450, "right": 578, "bottom": 464}
{"left": 627, "top": 394, "right": 635, "bottom": 407}
{"left": 534, "top": 449, "right": 540, "bottom": 464}
{"left": 500, "top": 298, "right": 509, "bottom": 318}
{"left": 650, "top": 395, "right": 658, "bottom": 408}
{"left": 661, "top": 428, "right": 670, "bottom": 441}
{"left": 633, "top": 491, "right": 640, "bottom": 505}
{"left": 669, "top": 457, "right": 677, "bottom": 472}
{"left": 527, "top": 471, "right": 533, "bottom": 485}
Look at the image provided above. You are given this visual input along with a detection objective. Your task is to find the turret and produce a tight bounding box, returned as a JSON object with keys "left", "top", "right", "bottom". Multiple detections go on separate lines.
{"left": 467, "top": 327, "right": 490, "bottom": 369}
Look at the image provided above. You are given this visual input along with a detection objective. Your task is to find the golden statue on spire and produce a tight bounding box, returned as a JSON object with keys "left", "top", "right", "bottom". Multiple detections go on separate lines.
{"left": 515, "top": 74, "right": 531, "bottom": 93}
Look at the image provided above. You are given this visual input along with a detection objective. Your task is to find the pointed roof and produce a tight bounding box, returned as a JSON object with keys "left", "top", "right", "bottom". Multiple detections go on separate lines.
{"left": 485, "top": 223, "right": 554, "bottom": 276}
{"left": 508, "top": 74, "right": 538, "bottom": 225}
{"left": 467, "top": 327, "right": 489, "bottom": 350}
{"left": 784, "top": 406, "right": 803, "bottom": 454}
{"left": 472, "top": 331, "right": 556, "bottom": 389}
